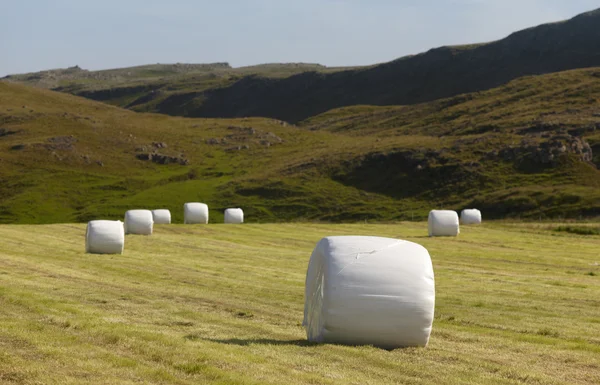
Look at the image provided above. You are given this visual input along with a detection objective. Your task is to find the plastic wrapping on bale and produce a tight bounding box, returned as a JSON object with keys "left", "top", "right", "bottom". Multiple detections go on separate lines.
{"left": 224, "top": 208, "right": 244, "bottom": 224}
{"left": 303, "top": 236, "right": 435, "bottom": 349}
{"left": 461, "top": 209, "right": 482, "bottom": 225}
{"left": 86, "top": 220, "right": 125, "bottom": 254}
{"left": 428, "top": 210, "right": 460, "bottom": 237}
{"left": 184, "top": 203, "right": 209, "bottom": 224}
{"left": 124, "top": 210, "right": 154, "bottom": 235}
{"left": 152, "top": 209, "right": 171, "bottom": 225}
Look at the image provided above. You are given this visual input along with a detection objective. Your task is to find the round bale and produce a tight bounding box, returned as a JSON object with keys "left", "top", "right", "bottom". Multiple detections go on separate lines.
{"left": 428, "top": 210, "right": 460, "bottom": 237}
{"left": 184, "top": 203, "right": 209, "bottom": 224}
{"left": 224, "top": 208, "right": 244, "bottom": 224}
{"left": 303, "top": 236, "right": 435, "bottom": 349}
{"left": 124, "top": 210, "right": 154, "bottom": 235}
{"left": 86, "top": 220, "right": 125, "bottom": 254}
{"left": 461, "top": 209, "right": 482, "bottom": 225}
{"left": 152, "top": 209, "right": 172, "bottom": 225}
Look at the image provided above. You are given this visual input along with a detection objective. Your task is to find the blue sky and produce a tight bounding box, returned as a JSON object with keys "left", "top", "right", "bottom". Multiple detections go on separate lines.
{"left": 1, "top": 0, "right": 598, "bottom": 76}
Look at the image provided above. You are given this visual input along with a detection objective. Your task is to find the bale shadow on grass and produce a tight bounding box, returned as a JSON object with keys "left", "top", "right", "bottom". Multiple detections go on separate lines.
{"left": 206, "top": 338, "right": 401, "bottom": 351}
{"left": 206, "top": 338, "right": 318, "bottom": 347}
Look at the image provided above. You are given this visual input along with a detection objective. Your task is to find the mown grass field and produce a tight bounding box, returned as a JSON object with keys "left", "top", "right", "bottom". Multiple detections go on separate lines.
{"left": 0, "top": 222, "right": 598, "bottom": 384}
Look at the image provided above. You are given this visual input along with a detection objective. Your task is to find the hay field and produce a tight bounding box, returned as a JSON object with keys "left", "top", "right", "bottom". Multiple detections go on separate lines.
{"left": 0, "top": 222, "right": 598, "bottom": 384}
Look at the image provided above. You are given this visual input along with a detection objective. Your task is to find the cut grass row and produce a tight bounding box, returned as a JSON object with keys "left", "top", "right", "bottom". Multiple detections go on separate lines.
{"left": 0, "top": 222, "right": 598, "bottom": 384}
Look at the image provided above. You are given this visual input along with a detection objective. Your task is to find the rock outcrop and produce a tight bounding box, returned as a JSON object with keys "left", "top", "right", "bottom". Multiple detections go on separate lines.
{"left": 492, "top": 134, "right": 593, "bottom": 166}
{"left": 136, "top": 153, "right": 188, "bottom": 165}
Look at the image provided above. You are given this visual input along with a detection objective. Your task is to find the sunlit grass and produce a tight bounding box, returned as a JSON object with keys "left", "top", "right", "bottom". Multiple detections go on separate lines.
{"left": 0, "top": 222, "right": 598, "bottom": 384}
{"left": 1, "top": 73, "right": 600, "bottom": 224}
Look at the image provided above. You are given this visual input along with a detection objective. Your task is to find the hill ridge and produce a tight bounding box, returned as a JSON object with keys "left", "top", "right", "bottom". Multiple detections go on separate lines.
{"left": 5, "top": 8, "right": 600, "bottom": 124}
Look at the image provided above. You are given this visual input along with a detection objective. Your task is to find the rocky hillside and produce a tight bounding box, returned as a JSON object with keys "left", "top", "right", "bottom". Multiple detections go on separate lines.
{"left": 0, "top": 68, "right": 599, "bottom": 223}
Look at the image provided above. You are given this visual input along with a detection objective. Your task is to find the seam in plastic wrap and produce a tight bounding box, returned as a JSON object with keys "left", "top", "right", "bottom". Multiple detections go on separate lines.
{"left": 335, "top": 240, "right": 405, "bottom": 276}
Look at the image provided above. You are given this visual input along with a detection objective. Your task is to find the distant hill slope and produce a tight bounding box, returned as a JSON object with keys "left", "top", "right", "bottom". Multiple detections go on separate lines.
{"left": 3, "top": 62, "right": 361, "bottom": 119}
{"left": 2, "top": 62, "right": 356, "bottom": 108}
{"left": 6, "top": 9, "right": 600, "bottom": 124}
{"left": 2, "top": 63, "right": 231, "bottom": 87}
{"left": 163, "top": 8, "right": 600, "bottom": 123}
{"left": 0, "top": 70, "right": 599, "bottom": 223}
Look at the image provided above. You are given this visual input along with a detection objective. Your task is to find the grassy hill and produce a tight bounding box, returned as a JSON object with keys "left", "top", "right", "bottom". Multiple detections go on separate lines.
{"left": 0, "top": 68, "right": 599, "bottom": 223}
{"left": 2, "top": 62, "right": 359, "bottom": 115}
{"left": 0, "top": 222, "right": 598, "bottom": 384}
{"left": 1, "top": 63, "right": 232, "bottom": 89}
{"left": 1, "top": 62, "right": 353, "bottom": 91}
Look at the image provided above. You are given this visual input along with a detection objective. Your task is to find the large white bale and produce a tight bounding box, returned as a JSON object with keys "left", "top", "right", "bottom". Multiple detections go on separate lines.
{"left": 152, "top": 209, "right": 171, "bottom": 225}
{"left": 224, "top": 208, "right": 244, "bottom": 224}
{"left": 184, "top": 203, "right": 209, "bottom": 224}
{"left": 124, "top": 210, "right": 154, "bottom": 235}
{"left": 303, "top": 236, "right": 435, "bottom": 349}
{"left": 428, "top": 210, "right": 460, "bottom": 237}
{"left": 86, "top": 220, "right": 125, "bottom": 254}
{"left": 461, "top": 209, "right": 482, "bottom": 225}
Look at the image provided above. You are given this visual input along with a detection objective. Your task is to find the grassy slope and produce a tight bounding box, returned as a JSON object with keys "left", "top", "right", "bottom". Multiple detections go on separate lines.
{"left": 2, "top": 63, "right": 231, "bottom": 89}
{"left": 299, "top": 68, "right": 600, "bottom": 138}
{"left": 0, "top": 222, "right": 598, "bottom": 384}
{"left": 0, "top": 81, "right": 419, "bottom": 223}
{"left": 295, "top": 68, "right": 600, "bottom": 219}
{"left": 2, "top": 62, "right": 360, "bottom": 115}
{"left": 1, "top": 69, "right": 600, "bottom": 223}
{"left": 2, "top": 63, "right": 350, "bottom": 90}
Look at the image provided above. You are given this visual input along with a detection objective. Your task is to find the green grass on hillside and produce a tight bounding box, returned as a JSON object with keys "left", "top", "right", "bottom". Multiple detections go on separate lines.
{"left": 299, "top": 68, "right": 600, "bottom": 139}
{"left": 1, "top": 75, "right": 599, "bottom": 224}
{"left": 554, "top": 225, "right": 600, "bottom": 235}
{"left": 2, "top": 62, "right": 360, "bottom": 114}
{"left": 0, "top": 222, "right": 598, "bottom": 384}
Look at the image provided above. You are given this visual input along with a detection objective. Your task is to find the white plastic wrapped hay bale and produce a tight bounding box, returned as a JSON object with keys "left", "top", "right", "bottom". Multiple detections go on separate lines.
{"left": 224, "top": 208, "right": 244, "bottom": 224}
{"left": 428, "top": 210, "right": 460, "bottom": 237}
{"left": 86, "top": 220, "right": 125, "bottom": 254}
{"left": 124, "top": 210, "right": 154, "bottom": 235}
{"left": 461, "top": 209, "right": 482, "bottom": 225}
{"left": 152, "top": 209, "right": 171, "bottom": 225}
{"left": 184, "top": 202, "right": 209, "bottom": 224}
{"left": 303, "top": 236, "right": 435, "bottom": 349}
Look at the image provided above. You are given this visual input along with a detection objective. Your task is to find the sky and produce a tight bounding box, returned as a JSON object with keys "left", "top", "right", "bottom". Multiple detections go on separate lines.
{"left": 1, "top": 0, "right": 599, "bottom": 76}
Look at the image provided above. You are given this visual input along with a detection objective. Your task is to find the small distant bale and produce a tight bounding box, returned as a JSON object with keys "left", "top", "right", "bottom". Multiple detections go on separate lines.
{"left": 184, "top": 203, "right": 209, "bottom": 224}
{"left": 86, "top": 220, "right": 125, "bottom": 254}
{"left": 124, "top": 210, "right": 154, "bottom": 235}
{"left": 461, "top": 209, "right": 482, "bottom": 225}
{"left": 428, "top": 210, "right": 460, "bottom": 237}
{"left": 224, "top": 208, "right": 244, "bottom": 224}
{"left": 152, "top": 209, "right": 171, "bottom": 225}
